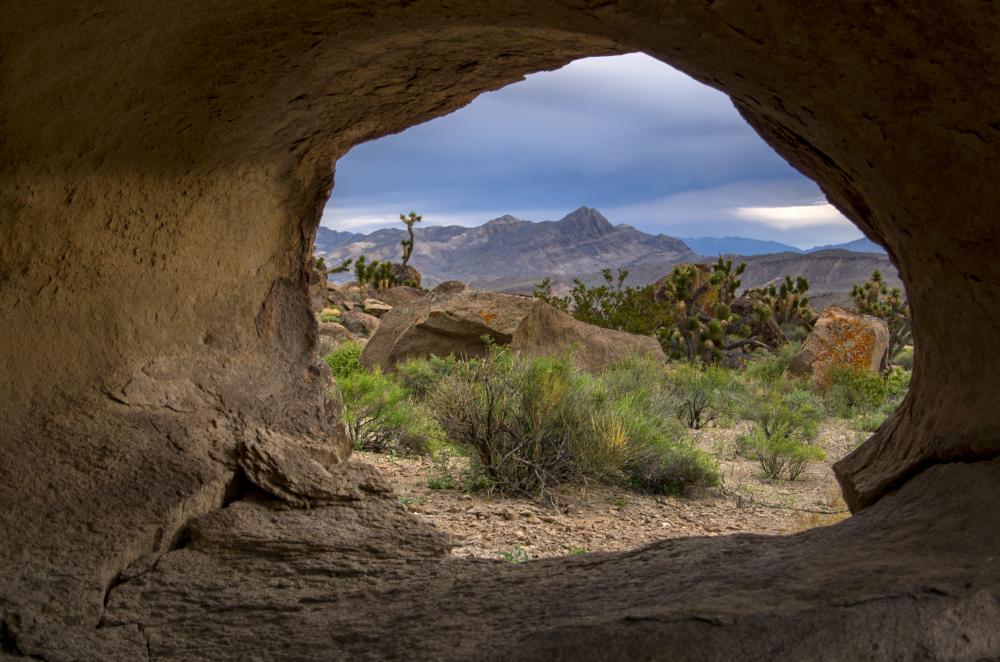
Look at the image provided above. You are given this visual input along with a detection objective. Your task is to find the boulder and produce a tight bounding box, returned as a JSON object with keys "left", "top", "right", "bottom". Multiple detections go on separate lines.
{"left": 787, "top": 306, "right": 889, "bottom": 385}
{"left": 340, "top": 310, "right": 381, "bottom": 338}
{"left": 360, "top": 290, "right": 536, "bottom": 371}
{"left": 377, "top": 285, "right": 426, "bottom": 307}
{"left": 390, "top": 263, "right": 422, "bottom": 287}
{"left": 318, "top": 321, "right": 354, "bottom": 342}
{"left": 430, "top": 280, "right": 469, "bottom": 295}
{"left": 362, "top": 298, "right": 393, "bottom": 318}
{"left": 511, "top": 300, "right": 666, "bottom": 373}
{"left": 317, "top": 322, "right": 356, "bottom": 355}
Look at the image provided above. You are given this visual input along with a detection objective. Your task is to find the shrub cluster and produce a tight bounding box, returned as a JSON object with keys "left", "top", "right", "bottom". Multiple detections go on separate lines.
{"left": 414, "top": 350, "right": 721, "bottom": 501}
{"left": 325, "top": 341, "right": 443, "bottom": 455}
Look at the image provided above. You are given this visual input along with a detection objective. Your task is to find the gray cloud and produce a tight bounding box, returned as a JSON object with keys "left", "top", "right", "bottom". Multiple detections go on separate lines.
{"left": 323, "top": 53, "right": 863, "bottom": 248}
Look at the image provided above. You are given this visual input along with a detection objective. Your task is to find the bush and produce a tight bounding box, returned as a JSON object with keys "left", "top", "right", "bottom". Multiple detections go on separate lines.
{"left": 892, "top": 345, "right": 914, "bottom": 371}
{"left": 667, "top": 364, "right": 740, "bottom": 429}
{"left": 319, "top": 308, "right": 341, "bottom": 323}
{"left": 427, "top": 348, "right": 718, "bottom": 501}
{"left": 396, "top": 355, "right": 464, "bottom": 399}
{"left": 324, "top": 341, "right": 363, "bottom": 380}
{"left": 336, "top": 369, "right": 443, "bottom": 455}
{"left": 885, "top": 366, "right": 911, "bottom": 399}
{"left": 743, "top": 342, "right": 800, "bottom": 385}
{"left": 743, "top": 427, "right": 825, "bottom": 480}
{"left": 735, "top": 379, "right": 825, "bottom": 480}
{"left": 822, "top": 365, "right": 889, "bottom": 417}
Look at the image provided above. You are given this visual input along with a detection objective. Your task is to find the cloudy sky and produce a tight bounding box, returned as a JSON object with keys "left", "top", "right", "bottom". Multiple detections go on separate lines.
{"left": 321, "top": 53, "right": 862, "bottom": 249}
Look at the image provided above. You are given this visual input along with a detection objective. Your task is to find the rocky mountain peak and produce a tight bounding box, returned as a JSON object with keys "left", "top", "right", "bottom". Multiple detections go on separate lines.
{"left": 557, "top": 207, "right": 614, "bottom": 234}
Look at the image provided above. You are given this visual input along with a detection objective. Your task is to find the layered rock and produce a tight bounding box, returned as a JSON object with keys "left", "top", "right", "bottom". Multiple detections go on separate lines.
{"left": 360, "top": 290, "right": 536, "bottom": 371}
{"left": 511, "top": 301, "right": 666, "bottom": 372}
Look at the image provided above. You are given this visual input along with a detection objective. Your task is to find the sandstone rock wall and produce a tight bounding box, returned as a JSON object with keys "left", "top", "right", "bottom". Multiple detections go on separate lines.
{"left": 3, "top": 1, "right": 1000, "bottom": 657}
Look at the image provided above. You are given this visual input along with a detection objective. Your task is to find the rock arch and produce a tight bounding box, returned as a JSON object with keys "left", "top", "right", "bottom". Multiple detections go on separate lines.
{"left": 2, "top": 2, "right": 999, "bottom": 658}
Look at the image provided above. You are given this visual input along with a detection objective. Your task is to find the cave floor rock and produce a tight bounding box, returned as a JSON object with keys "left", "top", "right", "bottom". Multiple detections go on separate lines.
{"left": 96, "top": 459, "right": 1000, "bottom": 661}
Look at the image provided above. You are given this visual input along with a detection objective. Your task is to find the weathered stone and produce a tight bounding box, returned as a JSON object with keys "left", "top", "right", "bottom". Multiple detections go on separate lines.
{"left": 100, "top": 459, "right": 1000, "bottom": 661}
{"left": 390, "top": 263, "right": 422, "bottom": 287}
{"left": 511, "top": 300, "right": 666, "bottom": 373}
{"left": 4, "top": 2, "right": 1000, "bottom": 659}
{"left": 787, "top": 306, "right": 889, "bottom": 385}
{"left": 339, "top": 310, "right": 381, "bottom": 338}
{"left": 360, "top": 290, "right": 536, "bottom": 371}
{"left": 376, "top": 285, "right": 426, "bottom": 307}
{"left": 362, "top": 298, "right": 393, "bottom": 318}
{"left": 316, "top": 322, "right": 356, "bottom": 355}
{"left": 237, "top": 428, "right": 359, "bottom": 508}
{"left": 430, "top": 280, "right": 470, "bottom": 295}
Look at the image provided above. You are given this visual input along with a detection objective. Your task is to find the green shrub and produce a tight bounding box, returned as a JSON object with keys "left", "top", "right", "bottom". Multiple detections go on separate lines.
{"left": 741, "top": 427, "right": 825, "bottom": 480}
{"left": 427, "top": 347, "right": 719, "bottom": 501}
{"left": 500, "top": 546, "right": 530, "bottom": 563}
{"left": 336, "top": 369, "right": 443, "bottom": 455}
{"left": 743, "top": 342, "right": 801, "bottom": 385}
{"left": 885, "top": 366, "right": 911, "bottom": 399}
{"left": 319, "top": 309, "right": 341, "bottom": 323}
{"left": 735, "top": 380, "right": 825, "bottom": 479}
{"left": 624, "top": 437, "right": 719, "bottom": 495}
{"left": 324, "top": 341, "right": 363, "bottom": 380}
{"left": 667, "top": 364, "right": 741, "bottom": 429}
{"left": 822, "top": 365, "right": 889, "bottom": 417}
{"left": 892, "top": 345, "right": 914, "bottom": 370}
{"left": 396, "top": 354, "right": 464, "bottom": 399}
{"left": 427, "top": 474, "right": 457, "bottom": 490}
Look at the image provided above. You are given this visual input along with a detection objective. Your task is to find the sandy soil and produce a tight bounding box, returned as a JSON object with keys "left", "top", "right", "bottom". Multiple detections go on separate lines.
{"left": 356, "top": 420, "right": 861, "bottom": 561}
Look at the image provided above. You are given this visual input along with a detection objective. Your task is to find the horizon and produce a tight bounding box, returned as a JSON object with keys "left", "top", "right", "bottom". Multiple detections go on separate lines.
{"left": 320, "top": 53, "right": 864, "bottom": 250}
{"left": 319, "top": 205, "right": 870, "bottom": 251}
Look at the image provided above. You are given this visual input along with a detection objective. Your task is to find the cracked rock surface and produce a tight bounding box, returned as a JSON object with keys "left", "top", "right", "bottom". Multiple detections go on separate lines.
{"left": 100, "top": 460, "right": 1000, "bottom": 660}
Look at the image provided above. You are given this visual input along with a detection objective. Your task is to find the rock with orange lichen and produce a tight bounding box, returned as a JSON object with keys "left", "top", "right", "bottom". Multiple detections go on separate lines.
{"left": 786, "top": 306, "right": 889, "bottom": 385}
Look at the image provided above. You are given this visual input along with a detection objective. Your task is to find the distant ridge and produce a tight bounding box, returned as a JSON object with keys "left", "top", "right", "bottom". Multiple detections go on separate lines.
{"left": 315, "top": 207, "right": 695, "bottom": 287}
{"left": 683, "top": 236, "right": 803, "bottom": 256}
{"left": 683, "top": 235, "right": 886, "bottom": 256}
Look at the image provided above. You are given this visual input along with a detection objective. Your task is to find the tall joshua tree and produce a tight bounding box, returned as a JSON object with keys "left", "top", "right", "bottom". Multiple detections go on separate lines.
{"left": 399, "top": 211, "right": 422, "bottom": 266}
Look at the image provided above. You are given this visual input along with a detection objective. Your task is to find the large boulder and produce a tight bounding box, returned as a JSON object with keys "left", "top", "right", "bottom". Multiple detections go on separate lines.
{"left": 340, "top": 310, "right": 381, "bottom": 338}
{"left": 430, "top": 280, "right": 469, "bottom": 295}
{"left": 787, "top": 306, "right": 889, "bottom": 385}
{"left": 511, "top": 300, "right": 666, "bottom": 373}
{"left": 360, "top": 290, "right": 536, "bottom": 371}
{"left": 377, "top": 285, "right": 426, "bottom": 307}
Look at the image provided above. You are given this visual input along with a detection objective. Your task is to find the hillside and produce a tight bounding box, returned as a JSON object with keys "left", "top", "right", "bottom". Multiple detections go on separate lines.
{"left": 316, "top": 207, "right": 695, "bottom": 287}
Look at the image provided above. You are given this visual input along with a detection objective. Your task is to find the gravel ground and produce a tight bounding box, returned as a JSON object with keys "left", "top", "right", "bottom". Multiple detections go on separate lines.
{"left": 355, "top": 420, "right": 860, "bottom": 561}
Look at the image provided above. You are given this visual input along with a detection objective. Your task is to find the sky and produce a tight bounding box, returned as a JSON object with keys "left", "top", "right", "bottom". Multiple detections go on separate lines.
{"left": 320, "top": 53, "right": 862, "bottom": 249}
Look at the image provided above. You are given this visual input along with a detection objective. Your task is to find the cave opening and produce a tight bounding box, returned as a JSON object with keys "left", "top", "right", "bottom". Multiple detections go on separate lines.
{"left": 310, "top": 53, "right": 913, "bottom": 560}
{"left": 3, "top": 4, "right": 998, "bottom": 658}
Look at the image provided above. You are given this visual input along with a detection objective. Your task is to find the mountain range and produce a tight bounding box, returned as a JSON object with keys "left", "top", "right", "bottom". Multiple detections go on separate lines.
{"left": 315, "top": 207, "right": 694, "bottom": 286}
{"left": 314, "top": 207, "right": 899, "bottom": 304}
{"left": 681, "top": 235, "right": 885, "bottom": 256}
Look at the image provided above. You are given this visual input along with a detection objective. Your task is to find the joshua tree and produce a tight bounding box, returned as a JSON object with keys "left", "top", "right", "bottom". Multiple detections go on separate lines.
{"left": 399, "top": 211, "right": 422, "bottom": 266}
{"left": 852, "top": 270, "right": 912, "bottom": 361}
{"left": 709, "top": 256, "right": 745, "bottom": 305}
{"left": 352, "top": 254, "right": 400, "bottom": 290}
{"left": 315, "top": 256, "right": 352, "bottom": 276}
{"left": 659, "top": 260, "right": 769, "bottom": 364}
{"left": 750, "top": 275, "right": 817, "bottom": 334}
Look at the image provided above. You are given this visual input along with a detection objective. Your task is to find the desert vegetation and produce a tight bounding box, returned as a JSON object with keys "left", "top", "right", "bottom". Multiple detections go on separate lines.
{"left": 318, "top": 261, "right": 912, "bottom": 560}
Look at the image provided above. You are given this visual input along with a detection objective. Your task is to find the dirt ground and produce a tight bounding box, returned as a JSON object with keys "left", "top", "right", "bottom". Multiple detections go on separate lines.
{"left": 355, "top": 421, "right": 862, "bottom": 561}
